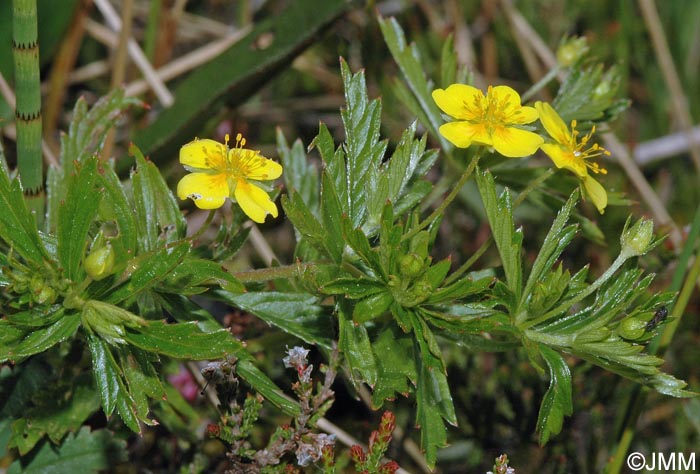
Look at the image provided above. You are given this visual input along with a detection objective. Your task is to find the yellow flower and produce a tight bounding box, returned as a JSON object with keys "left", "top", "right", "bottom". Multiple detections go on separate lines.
{"left": 432, "top": 84, "right": 543, "bottom": 157}
{"left": 534, "top": 101, "right": 610, "bottom": 214}
{"left": 177, "top": 134, "right": 282, "bottom": 223}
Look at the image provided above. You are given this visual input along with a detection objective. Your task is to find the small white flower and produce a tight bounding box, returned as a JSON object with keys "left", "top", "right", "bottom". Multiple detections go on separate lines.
{"left": 283, "top": 346, "right": 310, "bottom": 368}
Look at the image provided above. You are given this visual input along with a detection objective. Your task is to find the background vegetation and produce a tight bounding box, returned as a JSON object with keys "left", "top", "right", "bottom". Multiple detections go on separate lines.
{"left": 1, "top": 0, "right": 700, "bottom": 473}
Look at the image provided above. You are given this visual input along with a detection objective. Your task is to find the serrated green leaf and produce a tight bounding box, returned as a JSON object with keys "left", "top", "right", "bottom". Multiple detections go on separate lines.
{"left": 476, "top": 169, "right": 522, "bottom": 305}
{"left": 341, "top": 217, "right": 386, "bottom": 279}
{"left": 0, "top": 165, "right": 49, "bottom": 265}
{"left": 339, "top": 58, "right": 387, "bottom": 227}
{"left": 553, "top": 64, "right": 622, "bottom": 123}
{"left": 124, "top": 321, "right": 244, "bottom": 360}
{"left": 413, "top": 334, "right": 454, "bottom": 469}
{"left": 378, "top": 15, "right": 451, "bottom": 154}
{"left": 0, "top": 358, "right": 51, "bottom": 418}
{"left": 320, "top": 171, "right": 345, "bottom": 262}
{"left": 536, "top": 345, "right": 573, "bottom": 445}
{"left": 97, "top": 164, "right": 138, "bottom": 263}
{"left": 49, "top": 89, "right": 140, "bottom": 232}
{"left": 159, "top": 256, "right": 244, "bottom": 294}
{"left": 60, "top": 90, "right": 141, "bottom": 175}
{"left": 277, "top": 128, "right": 319, "bottom": 215}
{"left": 236, "top": 359, "right": 299, "bottom": 417}
{"left": 320, "top": 277, "right": 386, "bottom": 299}
{"left": 158, "top": 293, "right": 221, "bottom": 332}
{"left": 87, "top": 334, "right": 123, "bottom": 418}
{"left": 1, "top": 314, "right": 80, "bottom": 363}
{"left": 282, "top": 191, "right": 335, "bottom": 261}
{"left": 106, "top": 241, "right": 190, "bottom": 304}
{"left": 130, "top": 143, "right": 186, "bottom": 252}
{"left": 371, "top": 324, "right": 417, "bottom": 406}
{"left": 338, "top": 299, "right": 378, "bottom": 387}
{"left": 57, "top": 158, "right": 100, "bottom": 280}
{"left": 520, "top": 191, "right": 579, "bottom": 316}
{"left": 117, "top": 346, "right": 165, "bottom": 424}
{"left": 222, "top": 291, "right": 334, "bottom": 349}
{"left": 353, "top": 291, "right": 394, "bottom": 324}
{"left": 426, "top": 275, "right": 493, "bottom": 304}
{"left": 366, "top": 125, "right": 436, "bottom": 231}
{"left": 8, "top": 427, "right": 127, "bottom": 474}
{"left": 5, "top": 306, "right": 65, "bottom": 328}
{"left": 8, "top": 375, "right": 100, "bottom": 455}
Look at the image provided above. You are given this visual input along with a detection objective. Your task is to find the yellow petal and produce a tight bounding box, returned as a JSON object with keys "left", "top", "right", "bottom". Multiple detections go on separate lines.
{"left": 439, "top": 121, "right": 491, "bottom": 148}
{"left": 491, "top": 126, "right": 544, "bottom": 158}
{"left": 581, "top": 175, "right": 607, "bottom": 214}
{"left": 508, "top": 105, "right": 539, "bottom": 124}
{"left": 233, "top": 179, "right": 278, "bottom": 223}
{"left": 540, "top": 143, "right": 587, "bottom": 177}
{"left": 432, "top": 84, "right": 485, "bottom": 120}
{"left": 177, "top": 172, "right": 228, "bottom": 209}
{"left": 489, "top": 85, "right": 523, "bottom": 114}
{"left": 231, "top": 149, "right": 283, "bottom": 181}
{"left": 180, "top": 138, "right": 227, "bottom": 170}
{"left": 534, "top": 102, "right": 571, "bottom": 145}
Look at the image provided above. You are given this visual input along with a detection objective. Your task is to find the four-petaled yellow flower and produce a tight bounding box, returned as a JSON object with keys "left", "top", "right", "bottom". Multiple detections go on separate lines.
{"left": 177, "top": 133, "right": 283, "bottom": 223}
{"left": 534, "top": 101, "right": 610, "bottom": 214}
{"left": 432, "top": 84, "right": 544, "bottom": 157}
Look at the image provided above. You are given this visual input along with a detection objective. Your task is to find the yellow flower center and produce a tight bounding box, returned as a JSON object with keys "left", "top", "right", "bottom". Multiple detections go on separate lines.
{"left": 464, "top": 86, "right": 523, "bottom": 132}
{"left": 225, "top": 133, "right": 273, "bottom": 180}
{"left": 566, "top": 121, "right": 610, "bottom": 175}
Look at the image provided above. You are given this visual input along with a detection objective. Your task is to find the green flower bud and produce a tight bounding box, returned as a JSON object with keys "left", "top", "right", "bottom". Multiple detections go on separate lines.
{"left": 399, "top": 253, "right": 424, "bottom": 279}
{"left": 30, "top": 275, "right": 44, "bottom": 293}
{"left": 620, "top": 218, "right": 655, "bottom": 258}
{"left": 556, "top": 37, "right": 589, "bottom": 67}
{"left": 618, "top": 317, "right": 646, "bottom": 341}
{"left": 34, "top": 286, "right": 57, "bottom": 305}
{"left": 85, "top": 243, "right": 115, "bottom": 280}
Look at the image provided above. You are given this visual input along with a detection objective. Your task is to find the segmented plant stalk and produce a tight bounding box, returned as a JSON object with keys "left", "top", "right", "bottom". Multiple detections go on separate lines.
{"left": 13, "top": 0, "right": 43, "bottom": 194}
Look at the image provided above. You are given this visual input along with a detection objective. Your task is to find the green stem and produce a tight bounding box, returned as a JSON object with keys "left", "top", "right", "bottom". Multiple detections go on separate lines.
{"left": 443, "top": 236, "right": 493, "bottom": 286}
{"left": 402, "top": 148, "right": 482, "bottom": 242}
{"left": 233, "top": 262, "right": 313, "bottom": 283}
{"left": 12, "top": 0, "right": 43, "bottom": 193}
{"left": 521, "top": 251, "right": 629, "bottom": 329}
{"left": 513, "top": 168, "right": 555, "bottom": 208}
{"left": 521, "top": 66, "right": 560, "bottom": 103}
